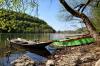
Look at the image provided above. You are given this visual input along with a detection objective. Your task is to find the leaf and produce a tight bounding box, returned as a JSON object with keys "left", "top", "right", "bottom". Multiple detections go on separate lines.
{"left": 11, "top": 0, "right": 21, "bottom": 6}
{"left": 0, "top": 0, "right": 4, "bottom": 3}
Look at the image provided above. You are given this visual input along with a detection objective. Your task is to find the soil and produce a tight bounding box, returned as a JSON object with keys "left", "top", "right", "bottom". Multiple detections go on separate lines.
{"left": 47, "top": 40, "right": 100, "bottom": 66}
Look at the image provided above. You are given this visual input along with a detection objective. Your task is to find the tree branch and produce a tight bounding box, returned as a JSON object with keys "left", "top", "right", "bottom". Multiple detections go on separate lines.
{"left": 81, "top": 0, "right": 93, "bottom": 12}
{"left": 74, "top": 4, "right": 85, "bottom": 11}
{"left": 59, "top": 0, "right": 96, "bottom": 36}
{"left": 74, "top": 0, "right": 94, "bottom": 12}
{"left": 59, "top": 0, "right": 81, "bottom": 17}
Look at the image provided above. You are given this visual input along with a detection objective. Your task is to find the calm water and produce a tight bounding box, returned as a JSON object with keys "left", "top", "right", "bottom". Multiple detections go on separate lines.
{"left": 0, "top": 33, "right": 69, "bottom": 66}
{"left": 0, "top": 33, "right": 79, "bottom": 66}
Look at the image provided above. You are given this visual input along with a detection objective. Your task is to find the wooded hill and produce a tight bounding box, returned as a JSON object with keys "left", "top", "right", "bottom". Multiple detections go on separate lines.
{"left": 0, "top": 9, "right": 55, "bottom": 33}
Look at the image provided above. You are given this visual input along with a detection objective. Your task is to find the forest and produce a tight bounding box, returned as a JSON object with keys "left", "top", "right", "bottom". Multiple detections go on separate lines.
{"left": 0, "top": 9, "right": 55, "bottom": 33}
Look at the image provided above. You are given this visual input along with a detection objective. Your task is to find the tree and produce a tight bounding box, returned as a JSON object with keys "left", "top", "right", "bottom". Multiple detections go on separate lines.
{"left": 59, "top": 0, "right": 100, "bottom": 39}
{"left": 93, "top": 4, "right": 100, "bottom": 32}
{"left": 0, "top": 0, "right": 99, "bottom": 39}
{"left": 0, "top": 0, "right": 37, "bottom": 13}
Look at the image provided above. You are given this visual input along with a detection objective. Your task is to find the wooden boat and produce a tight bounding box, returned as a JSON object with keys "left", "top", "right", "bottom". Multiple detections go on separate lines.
{"left": 53, "top": 35, "right": 95, "bottom": 47}
{"left": 10, "top": 38, "right": 53, "bottom": 49}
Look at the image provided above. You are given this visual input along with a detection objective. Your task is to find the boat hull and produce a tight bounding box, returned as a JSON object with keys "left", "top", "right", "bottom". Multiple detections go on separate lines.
{"left": 53, "top": 37, "right": 95, "bottom": 47}
{"left": 9, "top": 39, "right": 53, "bottom": 49}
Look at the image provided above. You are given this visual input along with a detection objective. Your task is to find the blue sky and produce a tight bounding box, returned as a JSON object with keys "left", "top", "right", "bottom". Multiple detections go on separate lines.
{"left": 27, "top": 0, "right": 87, "bottom": 31}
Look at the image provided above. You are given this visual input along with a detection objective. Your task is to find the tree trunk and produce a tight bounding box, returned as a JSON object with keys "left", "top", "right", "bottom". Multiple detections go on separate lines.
{"left": 80, "top": 13, "right": 98, "bottom": 39}
{"left": 59, "top": 0, "right": 98, "bottom": 40}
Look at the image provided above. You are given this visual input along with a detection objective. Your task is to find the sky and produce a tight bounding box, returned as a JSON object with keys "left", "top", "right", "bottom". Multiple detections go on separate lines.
{"left": 27, "top": 0, "right": 89, "bottom": 31}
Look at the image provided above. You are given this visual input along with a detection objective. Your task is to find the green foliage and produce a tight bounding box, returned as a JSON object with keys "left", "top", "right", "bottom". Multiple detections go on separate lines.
{"left": 0, "top": 0, "right": 37, "bottom": 13}
{"left": 0, "top": 0, "right": 4, "bottom": 3}
{"left": 93, "top": 4, "right": 100, "bottom": 32}
{"left": 0, "top": 9, "right": 55, "bottom": 33}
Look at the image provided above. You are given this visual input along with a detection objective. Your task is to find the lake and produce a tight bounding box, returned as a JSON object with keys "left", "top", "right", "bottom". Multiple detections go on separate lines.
{"left": 0, "top": 33, "right": 80, "bottom": 66}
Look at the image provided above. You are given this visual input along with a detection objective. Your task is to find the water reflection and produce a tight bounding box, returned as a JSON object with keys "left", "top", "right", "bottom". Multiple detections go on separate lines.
{"left": 0, "top": 33, "right": 75, "bottom": 66}
{"left": 0, "top": 50, "right": 25, "bottom": 66}
{"left": 0, "top": 45, "right": 56, "bottom": 66}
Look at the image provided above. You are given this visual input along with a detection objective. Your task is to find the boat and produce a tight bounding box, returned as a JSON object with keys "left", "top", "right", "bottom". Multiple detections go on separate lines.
{"left": 52, "top": 35, "right": 95, "bottom": 47}
{"left": 9, "top": 38, "right": 53, "bottom": 49}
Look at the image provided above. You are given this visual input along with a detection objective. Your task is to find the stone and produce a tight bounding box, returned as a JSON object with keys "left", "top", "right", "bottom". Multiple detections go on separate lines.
{"left": 29, "top": 61, "right": 35, "bottom": 64}
{"left": 54, "top": 55, "right": 59, "bottom": 58}
{"left": 56, "top": 54, "right": 79, "bottom": 66}
{"left": 80, "top": 53, "right": 96, "bottom": 63}
{"left": 11, "top": 54, "right": 36, "bottom": 66}
{"left": 14, "top": 63, "right": 24, "bottom": 66}
{"left": 24, "top": 62, "right": 29, "bottom": 65}
{"left": 46, "top": 59, "right": 55, "bottom": 66}
{"left": 95, "top": 59, "right": 100, "bottom": 66}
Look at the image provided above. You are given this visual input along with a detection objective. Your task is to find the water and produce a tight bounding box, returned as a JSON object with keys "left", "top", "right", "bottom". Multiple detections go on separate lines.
{"left": 0, "top": 33, "right": 79, "bottom": 66}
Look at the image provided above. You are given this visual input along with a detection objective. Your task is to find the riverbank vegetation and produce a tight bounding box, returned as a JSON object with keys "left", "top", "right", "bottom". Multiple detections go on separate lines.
{"left": 0, "top": 9, "right": 55, "bottom": 33}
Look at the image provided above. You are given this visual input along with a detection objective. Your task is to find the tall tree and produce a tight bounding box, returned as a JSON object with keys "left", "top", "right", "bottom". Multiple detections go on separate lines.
{"left": 59, "top": 0, "right": 100, "bottom": 39}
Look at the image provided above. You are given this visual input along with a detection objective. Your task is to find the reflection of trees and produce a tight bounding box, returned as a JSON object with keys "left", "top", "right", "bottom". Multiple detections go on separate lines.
{"left": 5, "top": 51, "right": 11, "bottom": 64}
{"left": 0, "top": 45, "right": 27, "bottom": 66}
{"left": 0, "top": 47, "right": 12, "bottom": 65}
{"left": 0, "top": 33, "right": 51, "bottom": 48}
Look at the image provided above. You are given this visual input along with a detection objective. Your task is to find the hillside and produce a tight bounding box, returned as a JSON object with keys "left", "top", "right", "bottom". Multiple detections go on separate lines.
{"left": 0, "top": 9, "right": 55, "bottom": 33}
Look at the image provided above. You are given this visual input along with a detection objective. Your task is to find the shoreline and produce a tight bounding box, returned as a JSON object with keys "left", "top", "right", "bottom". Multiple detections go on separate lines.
{"left": 48, "top": 41, "right": 100, "bottom": 66}
{"left": 10, "top": 40, "right": 100, "bottom": 66}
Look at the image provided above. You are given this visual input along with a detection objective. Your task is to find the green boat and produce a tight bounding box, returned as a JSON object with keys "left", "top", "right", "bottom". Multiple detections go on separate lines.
{"left": 53, "top": 36, "right": 95, "bottom": 47}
